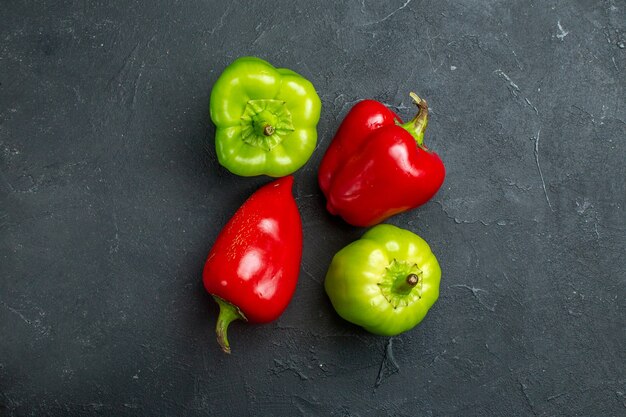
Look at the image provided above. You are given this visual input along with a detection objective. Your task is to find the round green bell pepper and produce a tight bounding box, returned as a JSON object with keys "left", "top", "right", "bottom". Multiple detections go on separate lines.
{"left": 210, "top": 57, "right": 322, "bottom": 177}
{"left": 324, "top": 224, "right": 441, "bottom": 336}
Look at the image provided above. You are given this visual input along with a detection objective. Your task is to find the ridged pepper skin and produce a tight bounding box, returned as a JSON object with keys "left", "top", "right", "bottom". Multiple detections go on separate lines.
{"left": 318, "top": 94, "right": 445, "bottom": 227}
{"left": 203, "top": 176, "right": 302, "bottom": 353}
{"left": 324, "top": 224, "right": 441, "bottom": 336}
{"left": 210, "top": 57, "right": 321, "bottom": 177}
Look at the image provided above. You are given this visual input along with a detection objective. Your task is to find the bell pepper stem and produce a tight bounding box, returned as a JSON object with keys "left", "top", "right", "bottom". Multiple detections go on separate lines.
{"left": 406, "top": 273, "right": 419, "bottom": 286}
{"left": 394, "top": 273, "right": 421, "bottom": 294}
{"left": 399, "top": 92, "right": 429, "bottom": 146}
{"left": 213, "top": 296, "right": 245, "bottom": 354}
{"left": 380, "top": 259, "right": 424, "bottom": 306}
{"left": 263, "top": 125, "right": 275, "bottom": 136}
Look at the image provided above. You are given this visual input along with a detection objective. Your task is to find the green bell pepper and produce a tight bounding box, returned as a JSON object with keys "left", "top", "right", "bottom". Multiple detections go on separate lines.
{"left": 324, "top": 224, "right": 441, "bottom": 336}
{"left": 210, "top": 57, "right": 322, "bottom": 177}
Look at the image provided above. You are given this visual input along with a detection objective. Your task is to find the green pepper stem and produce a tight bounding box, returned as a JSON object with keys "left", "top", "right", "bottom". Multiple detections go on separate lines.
{"left": 393, "top": 273, "right": 421, "bottom": 294}
{"left": 399, "top": 92, "right": 429, "bottom": 146}
{"left": 213, "top": 296, "right": 245, "bottom": 354}
{"left": 379, "top": 259, "right": 424, "bottom": 308}
{"left": 263, "top": 125, "right": 275, "bottom": 136}
{"left": 240, "top": 100, "right": 294, "bottom": 151}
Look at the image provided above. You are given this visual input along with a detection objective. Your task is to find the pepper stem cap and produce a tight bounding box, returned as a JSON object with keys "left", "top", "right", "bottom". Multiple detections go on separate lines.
{"left": 379, "top": 259, "right": 424, "bottom": 308}
{"left": 240, "top": 99, "right": 295, "bottom": 151}
{"left": 213, "top": 296, "right": 246, "bottom": 354}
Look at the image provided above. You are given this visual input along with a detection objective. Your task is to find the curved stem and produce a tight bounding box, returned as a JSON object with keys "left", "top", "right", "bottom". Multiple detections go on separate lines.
{"left": 399, "top": 92, "right": 429, "bottom": 146}
{"left": 213, "top": 296, "right": 245, "bottom": 354}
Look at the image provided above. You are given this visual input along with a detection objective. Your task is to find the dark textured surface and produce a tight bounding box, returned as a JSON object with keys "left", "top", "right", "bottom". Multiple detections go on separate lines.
{"left": 1, "top": 0, "right": 625, "bottom": 415}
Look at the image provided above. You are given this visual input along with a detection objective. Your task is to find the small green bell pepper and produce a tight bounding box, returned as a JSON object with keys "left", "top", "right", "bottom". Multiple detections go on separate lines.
{"left": 210, "top": 57, "right": 322, "bottom": 177}
{"left": 324, "top": 224, "right": 441, "bottom": 336}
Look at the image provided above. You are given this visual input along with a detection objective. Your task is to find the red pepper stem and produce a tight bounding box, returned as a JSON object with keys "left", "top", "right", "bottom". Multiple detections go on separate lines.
{"left": 213, "top": 296, "right": 245, "bottom": 354}
{"left": 399, "top": 92, "right": 429, "bottom": 146}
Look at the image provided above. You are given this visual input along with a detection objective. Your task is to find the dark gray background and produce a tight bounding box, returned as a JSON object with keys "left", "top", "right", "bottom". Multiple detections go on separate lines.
{"left": 1, "top": 0, "right": 624, "bottom": 415}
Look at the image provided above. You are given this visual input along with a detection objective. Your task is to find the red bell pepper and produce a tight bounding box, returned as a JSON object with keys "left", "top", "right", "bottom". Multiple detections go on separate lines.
{"left": 203, "top": 176, "right": 302, "bottom": 353}
{"left": 318, "top": 93, "right": 445, "bottom": 227}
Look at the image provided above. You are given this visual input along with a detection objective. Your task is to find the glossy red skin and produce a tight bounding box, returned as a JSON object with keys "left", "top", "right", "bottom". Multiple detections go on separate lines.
{"left": 318, "top": 100, "right": 445, "bottom": 227}
{"left": 203, "top": 176, "right": 302, "bottom": 323}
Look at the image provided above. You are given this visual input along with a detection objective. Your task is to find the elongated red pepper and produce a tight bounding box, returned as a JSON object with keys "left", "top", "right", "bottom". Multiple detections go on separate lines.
{"left": 203, "top": 176, "right": 302, "bottom": 353}
{"left": 318, "top": 93, "right": 445, "bottom": 227}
